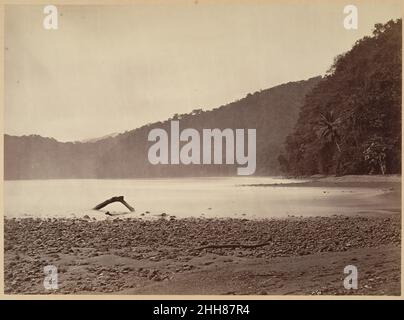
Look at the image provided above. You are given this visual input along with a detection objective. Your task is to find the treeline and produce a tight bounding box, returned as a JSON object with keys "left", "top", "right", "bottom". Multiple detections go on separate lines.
{"left": 281, "top": 19, "right": 402, "bottom": 176}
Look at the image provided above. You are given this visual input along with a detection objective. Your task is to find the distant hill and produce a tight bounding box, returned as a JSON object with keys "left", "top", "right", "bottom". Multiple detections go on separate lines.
{"left": 4, "top": 76, "right": 321, "bottom": 180}
{"left": 79, "top": 132, "right": 120, "bottom": 144}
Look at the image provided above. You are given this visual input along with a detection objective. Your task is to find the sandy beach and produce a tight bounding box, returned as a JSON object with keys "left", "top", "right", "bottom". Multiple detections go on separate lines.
{"left": 4, "top": 176, "right": 401, "bottom": 295}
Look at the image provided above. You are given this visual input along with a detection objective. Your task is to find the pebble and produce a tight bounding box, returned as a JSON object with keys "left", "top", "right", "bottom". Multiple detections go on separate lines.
{"left": 3, "top": 215, "right": 400, "bottom": 294}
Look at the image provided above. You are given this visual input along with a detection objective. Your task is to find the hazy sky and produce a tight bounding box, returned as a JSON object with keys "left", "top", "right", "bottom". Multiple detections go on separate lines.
{"left": 5, "top": 1, "right": 402, "bottom": 142}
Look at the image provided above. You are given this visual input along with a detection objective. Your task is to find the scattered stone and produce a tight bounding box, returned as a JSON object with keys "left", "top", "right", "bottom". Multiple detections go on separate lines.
{"left": 3, "top": 215, "right": 401, "bottom": 294}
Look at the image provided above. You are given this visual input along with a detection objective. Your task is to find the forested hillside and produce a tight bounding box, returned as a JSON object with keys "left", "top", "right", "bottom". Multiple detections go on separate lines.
{"left": 281, "top": 19, "right": 402, "bottom": 176}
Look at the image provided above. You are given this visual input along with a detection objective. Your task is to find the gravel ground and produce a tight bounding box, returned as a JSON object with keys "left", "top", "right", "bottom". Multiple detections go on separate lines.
{"left": 4, "top": 215, "right": 401, "bottom": 295}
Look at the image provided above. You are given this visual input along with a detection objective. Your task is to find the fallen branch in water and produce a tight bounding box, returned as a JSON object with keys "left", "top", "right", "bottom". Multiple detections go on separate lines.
{"left": 196, "top": 238, "right": 272, "bottom": 250}
{"left": 93, "top": 196, "right": 135, "bottom": 212}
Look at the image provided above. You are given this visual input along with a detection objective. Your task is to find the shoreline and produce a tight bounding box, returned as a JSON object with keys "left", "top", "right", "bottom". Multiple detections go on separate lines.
{"left": 4, "top": 214, "right": 401, "bottom": 295}
{"left": 239, "top": 174, "right": 402, "bottom": 188}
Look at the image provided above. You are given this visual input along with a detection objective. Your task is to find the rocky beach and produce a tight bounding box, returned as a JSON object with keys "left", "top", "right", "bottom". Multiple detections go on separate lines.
{"left": 4, "top": 214, "right": 401, "bottom": 295}
{"left": 3, "top": 3, "right": 403, "bottom": 302}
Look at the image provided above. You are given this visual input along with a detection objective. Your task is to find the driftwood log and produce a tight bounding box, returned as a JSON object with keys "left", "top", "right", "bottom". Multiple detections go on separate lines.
{"left": 93, "top": 196, "right": 135, "bottom": 212}
{"left": 196, "top": 238, "right": 272, "bottom": 250}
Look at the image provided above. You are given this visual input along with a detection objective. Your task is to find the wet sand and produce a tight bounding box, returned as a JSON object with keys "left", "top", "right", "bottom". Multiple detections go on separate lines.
{"left": 4, "top": 175, "right": 401, "bottom": 295}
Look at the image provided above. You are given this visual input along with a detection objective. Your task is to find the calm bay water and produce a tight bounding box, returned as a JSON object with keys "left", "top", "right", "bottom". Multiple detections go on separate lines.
{"left": 4, "top": 177, "right": 387, "bottom": 219}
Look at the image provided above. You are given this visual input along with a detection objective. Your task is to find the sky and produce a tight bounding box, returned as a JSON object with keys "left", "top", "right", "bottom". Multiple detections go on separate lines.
{"left": 4, "top": 0, "right": 402, "bottom": 142}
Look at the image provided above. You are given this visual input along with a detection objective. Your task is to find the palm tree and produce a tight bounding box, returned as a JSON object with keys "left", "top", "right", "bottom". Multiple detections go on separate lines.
{"left": 317, "top": 110, "right": 342, "bottom": 175}
{"left": 318, "top": 111, "right": 342, "bottom": 151}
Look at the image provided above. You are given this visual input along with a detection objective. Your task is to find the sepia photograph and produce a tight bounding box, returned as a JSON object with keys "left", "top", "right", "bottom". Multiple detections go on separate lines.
{"left": 2, "top": 0, "right": 402, "bottom": 297}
